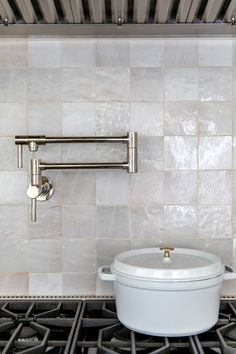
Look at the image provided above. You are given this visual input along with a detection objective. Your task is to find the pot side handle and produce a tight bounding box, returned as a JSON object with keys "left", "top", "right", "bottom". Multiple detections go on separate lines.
{"left": 98, "top": 266, "right": 116, "bottom": 282}
{"left": 224, "top": 265, "right": 236, "bottom": 280}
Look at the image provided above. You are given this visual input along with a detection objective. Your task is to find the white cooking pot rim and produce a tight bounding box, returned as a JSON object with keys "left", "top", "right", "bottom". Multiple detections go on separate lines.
{"left": 111, "top": 247, "right": 225, "bottom": 282}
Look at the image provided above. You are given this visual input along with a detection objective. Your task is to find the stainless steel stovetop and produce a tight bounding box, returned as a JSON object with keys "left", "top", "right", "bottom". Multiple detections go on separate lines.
{"left": 0, "top": 297, "right": 236, "bottom": 353}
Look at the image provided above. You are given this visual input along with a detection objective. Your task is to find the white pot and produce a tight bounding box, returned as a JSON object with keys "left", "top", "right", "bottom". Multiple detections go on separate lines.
{"left": 98, "top": 247, "right": 236, "bottom": 337}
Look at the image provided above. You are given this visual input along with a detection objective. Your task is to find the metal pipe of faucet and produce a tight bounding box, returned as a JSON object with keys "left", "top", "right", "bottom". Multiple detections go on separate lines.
{"left": 39, "top": 162, "right": 129, "bottom": 170}
{"left": 31, "top": 159, "right": 42, "bottom": 186}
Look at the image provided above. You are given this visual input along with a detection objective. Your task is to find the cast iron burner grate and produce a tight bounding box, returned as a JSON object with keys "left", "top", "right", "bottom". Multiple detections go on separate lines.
{"left": 0, "top": 300, "right": 82, "bottom": 353}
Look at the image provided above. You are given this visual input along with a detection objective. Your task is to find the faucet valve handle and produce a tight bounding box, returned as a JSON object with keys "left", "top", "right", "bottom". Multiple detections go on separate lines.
{"left": 27, "top": 185, "right": 42, "bottom": 222}
{"left": 17, "top": 145, "right": 23, "bottom": 168}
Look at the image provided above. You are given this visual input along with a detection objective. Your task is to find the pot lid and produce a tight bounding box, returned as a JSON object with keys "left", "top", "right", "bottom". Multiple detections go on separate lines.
{"left": 111, "top": 247, "right": 224, "bottom": 282}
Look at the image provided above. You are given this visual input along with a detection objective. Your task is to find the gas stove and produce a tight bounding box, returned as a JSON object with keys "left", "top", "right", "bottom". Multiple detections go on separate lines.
{"left": 0, "top": 299, "right": 236, "bottom": 353}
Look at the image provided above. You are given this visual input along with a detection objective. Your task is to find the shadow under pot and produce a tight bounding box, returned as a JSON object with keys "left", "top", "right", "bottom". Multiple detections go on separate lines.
{"left": 98, "top": 247, "right": 236, "bottom": 337}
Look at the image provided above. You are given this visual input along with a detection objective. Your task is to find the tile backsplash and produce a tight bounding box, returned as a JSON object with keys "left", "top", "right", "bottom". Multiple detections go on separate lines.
{"left": 0, "top": 37, "right": 235, "bottom": 296}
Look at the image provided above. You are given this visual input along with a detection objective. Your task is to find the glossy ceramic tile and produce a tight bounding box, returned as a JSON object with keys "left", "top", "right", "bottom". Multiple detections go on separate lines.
{"left": 130, "top": 205, "right": 163, "bottom": 238}
{"left": 130, "top": 68, "right": 164, "bottom": 101}
{"left": 62, "top": 39, "right": 95, "bottom": 67}
{"left": 198, "top": 102, "right": 232, "bottom": 135}
{"left": 130, "top": 102, "right": 163, "bottom": 136}
{"left": 130, "top": 39, "right": 164, "bottom": 67}
{"left": 199, "top": 205, "right": 231, "bottom": 238}
{"left": 28, "top": 103, "right": 62, "bottom": 135}
{"left": 63, "top": 206, "right": 96, "bottom": 238}
{"left": 199, "top": 137, "right": 232, "bottom": 170}
{"left": 96, "top": 171, "right": 129, "bottom": 205}
{"left": 165, "top": 68, "right": 198, "bottom": 101}
{"left": 96, "top": 68, "right": 129, "bottom": 101}
{"left": 0, "top": 103, "right": 27, "bottom": 136}
{"left": 28, "top": 68, "right": 61, "bottom": 102}
{"left": 28, "top": 240, "right": 61, "bottom": 272}
{"left": 164, "top": 171, "right": 198, "bottom": 204}
{"left": 138, "top": 136, "right": 163, "bottom": 171}
{"left": 164, "top": 136, "right": 198, "bottom": 170}
{"left": 0, "top": 273, "right": 28, "bottom": 296}
{"left": 62, "top": 103, "right": 95, "bottom": 135}
{"left": 199, "top": 171, "right": 232, "bottom": 204}
{"left": 164, "top": 205, "right": 198, "bottom": 238}
{"left": 96, "top": 206, "right": 129, "bottom": 239}
{"left": 0, "top": 40, "right": 28, "bottom": 68}
{"left": 0, "top": 69, "right": 28, "bottom": 102}
{"left": 164, "top": 39, "right": 198, "bottom": 67}
{"left": 29, "top": 273, "right": 62, "bottom": 296}
{"left": 96, "top": 39, "right": 129, "bottom": 66}
{"left": 199, "top": 39, "right": 232, "bottom": 67}
{"left": 95, "top": 102, "right": 129, "bottom": 135}
{"left": 62, "top": 68, "right": 95, "bottom": 101}
{"left": 28, "top": 40, "right": 61, "bottom": 67}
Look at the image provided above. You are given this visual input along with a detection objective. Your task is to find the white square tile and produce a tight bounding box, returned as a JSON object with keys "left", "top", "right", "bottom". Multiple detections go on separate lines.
{"left": 199, "top": 206, "right": 231, "bottom": 238}
{"left": 165, "top": 68, "right": 197, "bottom": 101}
{"left": 96, "top": 206, "right": 129, "bottom": 239}
{"left": 199, "top": 171, "right": 232, "bottom": 204}
{"left": 199, "top": 102, "right": 232, "bottom": 135}
{"left": 29, "top": 273, "right": 62, "bottom": 296}
{"left": 199, "top": 39, "right": 232, "bottom": 66}
{"left": 28, "top": 40, "right": 61, "bottom": 67}
{"left": 28, "top": 103, "right": 62, "bottom": 135}
{"left": 164, "top": 101, "right": 198, "bottom": 135}
{"left": 164, "top": 39, "right": 198, "bottom": 67}
{"left": 63, "top": 205, "right": 96, "bottom": 238}
{"left": 0, "top": 69, "right": 28, "bottom": 102}
{"left": 198, "top": 239, "right": 233, "bottom": 265}
{"left": 96, "top": 143, "right": 126, "bottom": 163}
{"left": 130, "top": 205, "right": 163, "bottom": 238}
{"left": 0, "top": 273, "right": 28, "bottom": 296}
{"left": 0, "top": 205, "right": 28, "bottom": 238}
{"left": 62, "top": 172, "right": 96, "bottom": 205}
{"left": 164, "top": 205, "right": 197, "bottom": 238}
{"left": 0, "top": 240, "right": 28, "bottom": 272}
{"left": 63, "top": 68, "right": 95, "bottom": 101}
{"left": 199, "top": 68, "right": 232, "bottom": 102}
{"left": 28, "top": 68, "right": 61, "bottom": 102}
{"left": 0, "top": 40, "right": 27, "bottom": 68}
{"left": 97, "top": 239, "right": 130, "bottom": 267}
{"left": 199, "top": 137, "right": 232, "bottom": 169}
{"left": 130, "top": 102, "right": 163, "bottom": 136}
{"left": 62, "top": 39, "right": 95, "bottom": 67}
{"left": 0, "top": 137, "right": 18, "bottom": 171}
{"left": 95, "top": 102, "right": 129, "bottom": 135}
{"left": 0, "top": 103, "right": 27, "bottom": 136}
{"left": 96, "top": 39, "right": 129, "bottom": 66}
{"left": 96, "top": 171, "right": 129, "bottom": 205}
{"left": 164, "top": 136, "right": 198, "bottom": 170}
{"left": 0, "top": 172, "right": 27, "bottom": 204}
{"left": 130, "top": 68, "right": 163, "bottom": 101}
{"left": 130, "top": 171, "right": 163, "bottom": 205}
{"left": 130, "top": 39, "right": 164, "bottom": 67}
{"left": 62, "top": 239, "right": 96, "bottom": 273}
{"left": 28, "top": 240, "right": 61, "bottom": 272}
{"left": 62, "top": 103, "right": 95, "bottom": 135}
{"left": 164, "top": 171, "right": 198, "bottom": 204}
{"left": 96, "top": 68, "right": 129, "bottom": 101}
{"left": 138, "top": 136, "right": 163, "bottom": 171}
{"left": 62, "top": 273, "right": 96, "bottom": 295}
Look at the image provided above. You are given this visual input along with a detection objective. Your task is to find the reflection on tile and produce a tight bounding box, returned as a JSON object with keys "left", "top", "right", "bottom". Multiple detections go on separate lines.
{"left": 164, "top": 39, "right": 198, "bottom": 67}
{"left": 96, "top": 144, "right": 126, "bottom": 163}
{"left": 130, "top": 68, "right": 163, "bottom": 101}
{"left": 28, "top": 40, "right": 61, "bottom": 67}
{"left": 164, "top": 136, "right": 198, "bottom": 170}
{"left": 0, "top": 273, "right": 28, "bottom": 296}
{"left": 96, "top": 39, "right": 129, "bottom": 66}
{"left": 28, "top": 103, "right": 62, "bottom": 135}
{"left": 62, "top": 172, "right": 96, "bottom": 205}
{"left": 97, "top": 239, "right": 130, "bottom": 267}
{"left": 62, "top": 39, "right": 95, "bottom": 67}
{"left": 199, "top": 39, "right": 232, "bottom": 67}
{"left": 130, "top": 205, "right": 163, "bottom": 238}
{"left": 164, "top": 171, "right": 197, "bottom": 204}
{"left": 165, "top": 68, "right": 197, "bottom": 101}
{"left": 62, "top": 273, "right": 96, "bottom": 295}
{"left": 130, "top": 39, "right": 164, "bottom": 67}
{"left": 0, "top": 205, "right": 28, "bottom": 238}
{"left": 164, "top": 101, "right": 198, "bottom": 135}
{"left": 28, "top": 68, "right": 61, "bottom": 102}
{"left": 199, "top": 102, "right": 232, "bottom": 135}
{"left": 130, "top": 102, "right": 163, "bottom": 136}
{"left": 96, "top": 68, "right": 129, "bottom": 101}
{"left": 62, "top": 239, "right": 96, "bottom": 273}
{"left": 0, "top": 103, "right": 27, "bottom": 136}
{"left": 96, "top": 171, "right": 129, "bottom": 205}
{"left": 95, "top": 102, "right": 129, "bottom": 135}
{"left": 199, "top": 67, "right": 232, "bottom": 102}
{"left": 0, "top": 240, "right": 28, "bottom": 272}
{"left": 199, "top": 171, "right": 232, "bottom": 204}
{"left": 164, "top": 205, "right": 197, "bottom": 238}
{"left": 96, "top": 206, "right": 129, "bottom": 239}
{"left": 62, "top": 144, "right": 96, "bottom": 163}
{"left": 199, "top": 205, "right": 231, "bottom": 239}
{"left": 138, "top": 136, "right": 163, "bottom": 171}
{"left": 28, "top": 240, "right": 61, "bottom": 273}
{"left": 63, "top": 205, "right": 96, "bottom": 238}
{"left": 63, "top": 68, "right": 95, "bottom": 101}
{"left": 29, "top": 273, "right": 62, "bottom": 296}
{"left": 62, "top": 103, "right": 95, "bottom": 136}
{"left": 199, "top": 137, "right": 232, "bottom": 170}
{"left": 130, "top": 171, "right": 163, "bottom": 205}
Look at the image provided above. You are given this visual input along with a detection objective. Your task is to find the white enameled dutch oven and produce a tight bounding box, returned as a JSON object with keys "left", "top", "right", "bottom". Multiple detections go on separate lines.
{"left": 98, "top": 247, "right": 236, "bottom": 337}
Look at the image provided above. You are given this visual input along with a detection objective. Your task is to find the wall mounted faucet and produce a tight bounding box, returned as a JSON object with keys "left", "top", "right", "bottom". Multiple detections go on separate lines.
{"left": 15, "top": 132, "right": 138, "bottom": 222}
